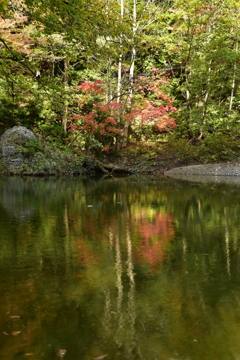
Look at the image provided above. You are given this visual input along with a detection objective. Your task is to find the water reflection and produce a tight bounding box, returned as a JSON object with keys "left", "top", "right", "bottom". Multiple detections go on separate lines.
{"left": 101, "top": 224, "right": 140, "bottom": 359}
{"left": 165, "top": 172, "right": 240, "bottom": 185}
{"left": 1, "top": 178, "right": 36, "bottom": 220}
{"left": 1, "top": 176, "right": 240, "bottom": 359}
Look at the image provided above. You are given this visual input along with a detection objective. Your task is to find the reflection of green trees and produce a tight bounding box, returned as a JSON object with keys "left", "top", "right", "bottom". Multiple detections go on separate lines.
{"left": 1, "top": 177, "right": 240, "bottom": 359}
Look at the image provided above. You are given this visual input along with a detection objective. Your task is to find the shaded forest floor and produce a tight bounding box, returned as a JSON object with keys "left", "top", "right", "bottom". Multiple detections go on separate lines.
{"left": 96, "top": 142, "right": 210, "bottom": 175}
{"left": 1, "top": 133, "right": 239, "bottom": 176}
{"left": 96, "top": 135, "right": 240, "bottom": 175}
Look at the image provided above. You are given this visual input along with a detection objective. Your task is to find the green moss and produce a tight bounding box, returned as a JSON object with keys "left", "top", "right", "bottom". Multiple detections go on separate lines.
{"left": 0, "top": 158, "right": 6, "bottom": 172}
{"left": 16, "top": 138, "right": 43, "bottom": 158}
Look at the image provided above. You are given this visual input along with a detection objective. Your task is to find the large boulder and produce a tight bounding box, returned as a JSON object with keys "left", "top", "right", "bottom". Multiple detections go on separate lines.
{"left": 0, "top": 126, "right": 85, "bottom": 176}
{"left": 0, "top": 126, "right": 37, "bottom": 170}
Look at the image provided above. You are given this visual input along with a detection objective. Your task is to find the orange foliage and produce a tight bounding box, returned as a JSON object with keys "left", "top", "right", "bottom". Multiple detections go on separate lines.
{"left": 0, "top": 14, "right": 34, "bottom": 54}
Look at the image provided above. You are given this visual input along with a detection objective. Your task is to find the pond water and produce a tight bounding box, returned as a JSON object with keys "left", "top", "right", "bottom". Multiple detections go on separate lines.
{"left": 0, "top": 175, "right": 240, "bottom": 360}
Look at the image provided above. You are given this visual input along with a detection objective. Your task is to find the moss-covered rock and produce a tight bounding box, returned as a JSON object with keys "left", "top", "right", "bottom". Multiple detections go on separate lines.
{"left": 0, "top": 126, "right": 87, "bottom": 176}
{"left": 0, "top": 126, "right": 37, "bottom": 171}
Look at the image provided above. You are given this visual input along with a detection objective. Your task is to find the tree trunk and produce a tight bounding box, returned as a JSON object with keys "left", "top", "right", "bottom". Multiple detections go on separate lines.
{"left": 62, "top": 59, "right": 69, "bottom": 133}
{"left": 116, "top": 0, "right": 124, "bottom": 151}
{"left": 200, "top": 60, "right": 212, "bottom": 136}
{"left": 122, "top": 0, "right": 137, "bottom": 148}
{"left": 229, "top": 41, "right": 238, "bottom": 113}
{"left": 184, "top": 27, "right": 194, "bottom": 138}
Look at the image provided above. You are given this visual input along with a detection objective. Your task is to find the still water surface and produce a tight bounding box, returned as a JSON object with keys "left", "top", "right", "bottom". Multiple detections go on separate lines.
{"left": 0, "top": 176, "right": 240, "bottom": 360}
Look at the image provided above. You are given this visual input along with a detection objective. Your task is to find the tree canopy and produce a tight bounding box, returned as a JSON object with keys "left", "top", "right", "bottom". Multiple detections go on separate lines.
{"left": 0, "top": 0, "right": 239, "bottom": 154}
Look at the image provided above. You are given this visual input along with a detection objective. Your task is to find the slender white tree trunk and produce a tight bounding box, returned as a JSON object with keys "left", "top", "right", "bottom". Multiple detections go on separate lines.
{"left": 229, "top": 41, "right": 238, "bottom": 112}
{"left": 200, "top": 60, "right": 212, "bottom": 138}
{"left": 117, "top": 0, "right": 124, "bottom": 105}
{"left": 116, "top": 0, "right": 124, "bottom": 151}
{"left": 62, "top": 59, "right": 69, "bottom": 133}
{"left": 123, "top": 0, "right": 137, "bottom": 148}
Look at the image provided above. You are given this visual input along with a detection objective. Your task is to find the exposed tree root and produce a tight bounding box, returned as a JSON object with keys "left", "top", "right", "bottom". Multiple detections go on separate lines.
{"left": 95, "top": 161, "right": 135, "bottom": 175}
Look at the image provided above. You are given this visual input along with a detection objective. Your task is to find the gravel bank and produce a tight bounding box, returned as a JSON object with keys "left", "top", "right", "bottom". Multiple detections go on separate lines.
{"left": 164, "top": 162, "right": 240, "bottom": 184}
{"left": 164, "top": 162, "right": 240, "bottom": 176}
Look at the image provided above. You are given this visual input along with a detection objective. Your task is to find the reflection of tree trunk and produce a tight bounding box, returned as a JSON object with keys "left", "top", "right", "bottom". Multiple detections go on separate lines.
{"left": 63, "top": 205, "right": 69, "bottom": 236}
{"left": 182, "top": 236, "right": 187, "bottom": 264}
{"left": 126, "top": 223, "right": 140, "bottom": 357}
{"left": 102, "top": 213, "right": 140, "bottom": 355}
{"left": 126, "top": 223, "right": 134, "bottom": 292}
{"left": 108, "top": 229, "right": 113, "bottom": 251}
{"left": 63, "top": 205, "right": 70, "bottom": 275}
{"left": 224, "top": 207, "right": 231, "bottom": 277}
{"left": 103, "top": 288, "right": 111, "bottom": 336}
{"left": 115, "top": 231, "right": 124, "bottom": 346}
{"left": 115, "top": 233, "right": 123, "bottom": 306}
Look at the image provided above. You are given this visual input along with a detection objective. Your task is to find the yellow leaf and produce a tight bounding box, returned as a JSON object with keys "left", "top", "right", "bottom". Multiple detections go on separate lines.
{"left": 11, "top": 331, "right": 21, "bottom": 336}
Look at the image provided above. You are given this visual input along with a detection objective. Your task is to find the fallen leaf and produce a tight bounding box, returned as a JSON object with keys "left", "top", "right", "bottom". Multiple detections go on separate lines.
{"left": 11, "top": 331, "right": 21, "bottom": 336}
{"left": 10, "top": 316, "right": 22, "bottom": 319}
{"left": 3, "top": 332, "right": 9, "bottom": 335}
{"left": 87, "top": 205, "right": 93, "bottom": 207}
{"left": 94, "top": 355, "right": 108, "bottom": 360}
{"left": 57, "top": 349, "right": 67, "bottom": 358}
{"left": 75, "top": 274, "right": 83, "bottom": 277}
{"left": 25, "top": 354, "right": 34, "bottom": 356}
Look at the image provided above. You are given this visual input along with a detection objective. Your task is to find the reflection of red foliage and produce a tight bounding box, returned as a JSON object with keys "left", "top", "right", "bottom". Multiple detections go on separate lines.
{"left": 76, "top": 242, "right": 93, "bottom": 264}
{"left": 137, "top": 213, "right": 174, "bottom": 272}
{"left": 73, "top": 237, "right": 100, "bottom": 268}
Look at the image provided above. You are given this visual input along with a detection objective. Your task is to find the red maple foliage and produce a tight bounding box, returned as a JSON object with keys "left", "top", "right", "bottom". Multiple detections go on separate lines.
{"left": 128, "top": 70, "right": 177, "bottom": 133}
{"left": 70, "top": 72, "right": 177, "bottom": 148}
{"left": 70, "top": 81, "right": 124, "bottom": 150}
{"left": 75, "top": 80, "right": 104, "bottom": 94}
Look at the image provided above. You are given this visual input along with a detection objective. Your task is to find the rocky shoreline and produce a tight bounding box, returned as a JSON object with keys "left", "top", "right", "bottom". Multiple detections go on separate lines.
{"left": 164, "top": 162, "right": 240, "bottom": 185}
{"left": 0, "top": 126, "right": 87, "bottom": 176}
{"left": 1, "top": 126, "right": 240, "bottom": 178}
{"left": 165, "top": 162, "right": 240, "bottom": 177}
